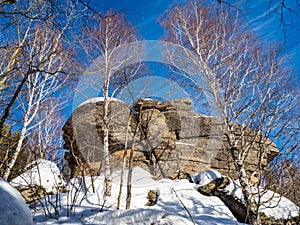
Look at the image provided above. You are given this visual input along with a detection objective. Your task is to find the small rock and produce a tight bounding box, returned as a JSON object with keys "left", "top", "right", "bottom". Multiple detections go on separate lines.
{"left": 145, "top": 190, "right": 158, "bottom": 206}
{"left": 170, "top": 170, "right": 193, "bottom": 183}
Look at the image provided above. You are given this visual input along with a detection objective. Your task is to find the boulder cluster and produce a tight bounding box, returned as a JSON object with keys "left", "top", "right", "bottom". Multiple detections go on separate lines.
{"left": 63, "top": 98, "right": 279, "bottom": 179}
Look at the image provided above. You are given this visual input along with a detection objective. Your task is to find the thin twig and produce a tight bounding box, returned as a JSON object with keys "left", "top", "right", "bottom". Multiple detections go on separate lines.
{"left": 171, "top": 187, "right": 196, "bottom": 225}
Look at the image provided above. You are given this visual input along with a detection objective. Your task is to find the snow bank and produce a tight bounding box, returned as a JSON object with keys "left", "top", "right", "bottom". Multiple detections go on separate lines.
{"left": 259, "top": 190, "right": 299, "bottom": 219}
{"left": 32, "top": 167, "right": 299, "bottom": 224}
{"left": 34, "top": 167, "right": 241, "bottom": 225}
{"left": 10, "top": 159, "right": 65, "bottom": 193}
{"left": 0, "top": 178, "right": 32, "bottom": 225}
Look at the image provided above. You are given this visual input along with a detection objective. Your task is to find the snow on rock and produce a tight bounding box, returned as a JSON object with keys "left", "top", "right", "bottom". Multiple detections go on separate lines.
{"left": 224, "top": 178, "right": 244, "bottom": 200}
{"left": 192, "top": 170, "right": 299, "bottom": 220}
{"left": 0, "top": 178, "right": 33, "bottom": 225}
{"left": 141, "top": 97, "right": 155, "bottom": 101}
{"left": 224, "top": 179, "right": 299, "bottom": 219}
{"left": 78, "top": 97, "right": 123, "bottom": 108}
{"left": 191, "top": 169, "right": 223, "bottom": 186}
{"left": 10, "top": 159, "right": 65, "bottom": 193}
{"left": 175, "top": 141, "right": 196, "bottom": 146}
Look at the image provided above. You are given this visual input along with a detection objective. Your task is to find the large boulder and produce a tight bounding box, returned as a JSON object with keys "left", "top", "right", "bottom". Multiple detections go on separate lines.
{"left": 63, "top": 98, "right": 133, "bottom": 176}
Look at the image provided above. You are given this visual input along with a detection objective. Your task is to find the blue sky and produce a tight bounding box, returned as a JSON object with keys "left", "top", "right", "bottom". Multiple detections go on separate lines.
{"left": 98, "top": 0, "right": 300, "bottom": 83}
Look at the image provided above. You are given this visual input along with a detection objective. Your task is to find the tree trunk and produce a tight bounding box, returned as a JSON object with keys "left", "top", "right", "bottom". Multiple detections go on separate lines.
{"left": 126, "top": 107, "right": 142, "bottom": 209}
{"left": 236, "top": 162, "right": 260, "bottom": 225}
{"left": 0, "top": 73, "right": 29, "bottom": 138}
{"left": 117, "top": 114, "right": 131, "bottom": 209}
{"left": 103, "top": 94, "right": 111, "bottom": 198}
{"left": 125, "top": 146, "right": 134, "bottom": 209}
{"left": 3, "top": 120, "right": 27, "bottom": 180}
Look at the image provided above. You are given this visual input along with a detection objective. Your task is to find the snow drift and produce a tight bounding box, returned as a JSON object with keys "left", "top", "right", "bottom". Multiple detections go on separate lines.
{"left": 10, "top": 159, "right": 66, "bottom": 193}
{"left": 32, "top": 167, "right": 299, "bottom": 225}
{"left": 0, "top": 178, "right": 33, "bottom": 225}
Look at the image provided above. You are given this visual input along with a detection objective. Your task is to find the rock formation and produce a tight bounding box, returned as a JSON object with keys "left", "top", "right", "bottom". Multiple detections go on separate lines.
{"left": 62, "top": 98, "right": 279, "bottom": 179}
{"left": 63, "top": 99, "right": 133, "bottom": 177}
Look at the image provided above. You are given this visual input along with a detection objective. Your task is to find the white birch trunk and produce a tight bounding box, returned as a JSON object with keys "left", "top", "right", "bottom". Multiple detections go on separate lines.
{"left": 103, "top": 76, "right": 112, "bottom": 197}
{"left": 3, "top": 105, "right": 31, "bottom": 180}
{"left": 3, "top": 124, "right": 26, "bottom": 180}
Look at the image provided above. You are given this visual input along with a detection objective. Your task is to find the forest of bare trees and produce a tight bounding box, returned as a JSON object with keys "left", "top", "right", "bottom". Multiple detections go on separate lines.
{"left": 0, "top": 0, "right": 299, "bottom": 224}
{"left": 0, "top": 0, "right": 78, "bottom": 179}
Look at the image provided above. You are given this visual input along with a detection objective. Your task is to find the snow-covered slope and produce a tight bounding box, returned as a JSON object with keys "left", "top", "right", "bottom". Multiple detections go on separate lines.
{"left": 0, "top": 178, "right": 33, "bottom": 225}
{"left": 10, "top": 159, "right": 65, "bottom": 193}
{"left": 33, "top": 167, "right": 241, "bottom": 225}
{"left": 193, "top": 169, "right": 299, "bottom": 219}
{"left": 259, "top": 190, "right": 299, "bottom": 219}
{"left": 32, "top": 167, "right": 299, "bottom": 225}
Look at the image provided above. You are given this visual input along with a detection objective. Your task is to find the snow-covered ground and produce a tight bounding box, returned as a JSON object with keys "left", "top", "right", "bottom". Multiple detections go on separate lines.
{"left": 32, "top": 167, "right": 239, "bottom": 225}
{"left": 2, "top": 159, "right": 298, "bottom": 224}
{"left": 25, "top": 166, "right": 298, "bottom": 225}
{"left": 10, "top": 159, "right": 65, "bottom": 193}
{"left": 0, "top": 178, "right": 33, "bottom": 225}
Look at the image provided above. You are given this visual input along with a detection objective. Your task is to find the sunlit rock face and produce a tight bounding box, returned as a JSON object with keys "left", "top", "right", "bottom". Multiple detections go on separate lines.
{"left": 63, "top": 99, "right": 132, "bottom": 177}
{"left": 0, "top": 178, "right": 33, "bottom": 225}
{"left": 63, "top": 98, "right": 279, "bottom": 179}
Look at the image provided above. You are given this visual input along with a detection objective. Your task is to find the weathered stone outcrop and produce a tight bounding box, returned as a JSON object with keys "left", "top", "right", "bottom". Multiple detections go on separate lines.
{"left": 63, "top": 98, "right": 279, "bottom": 179}
{"left": 63, "top": 100, "right": 133, "bottom": 176}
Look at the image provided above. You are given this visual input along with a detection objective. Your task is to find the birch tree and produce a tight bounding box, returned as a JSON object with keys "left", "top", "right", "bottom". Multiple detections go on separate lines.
{"left": 79, "top": 11, "right": 140, "bottom": 197}
{"left": 27, "top": 97, "right": 66, "bottom": 164}
{"left": 161, "top": 1, "right": 299, "bottom": 224}
{"left": 0, "top": 0, "right": 85, "bottom": 136}
{"left": 3, "top": 23, "right": 73, "bottom": 180}
{"left": 215, "top": 0, "right": 300, "bottom": 46}
{"left": 0, "top": 0, "right": 58, "bottom": 95}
